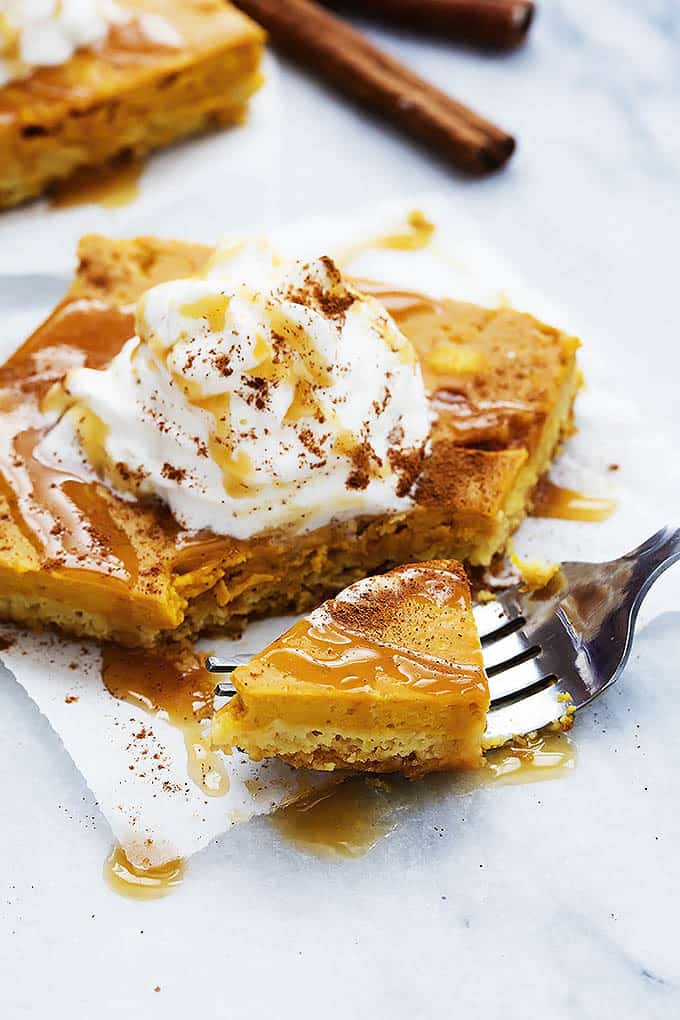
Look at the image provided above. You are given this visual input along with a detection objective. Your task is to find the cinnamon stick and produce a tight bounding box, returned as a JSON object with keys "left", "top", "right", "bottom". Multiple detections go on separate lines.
{"left": 327, "top": 1, "right": 535, "bottom": 50}
{"left": 233, "top": 0, "right": 515, "bottom": 174}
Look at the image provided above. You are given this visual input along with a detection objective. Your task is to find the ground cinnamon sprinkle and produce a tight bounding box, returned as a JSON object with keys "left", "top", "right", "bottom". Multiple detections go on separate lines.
{"left": 388, "top": 443, "right": 426, "bottom": 497}
{"left": 242, "top": 375, "right": 269, "bottom": 410}
{"left": 213, "top": 353, "right": 233, "bottom": 377}
{"left": 298, "top": 427, "right": 327, "bottom": 460}
{"left": 328, "top": 563, "right": 466, "bottom": 636}
{"left": 160, "top": 463, "right": 187, "bottom": 483}
{"left": 345, "top": 439, "right": 382, "bottom": 491}
{"left": 286, "top": 256, "right": 357, "bottom": 322}
{"left": 115, "top": 461, "right": 148, "bottom": 485}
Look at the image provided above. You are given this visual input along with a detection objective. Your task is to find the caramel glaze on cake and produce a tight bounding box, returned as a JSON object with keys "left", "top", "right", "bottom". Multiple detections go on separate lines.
{"left": 212, "top": 560, "right": 489, "bottom": 776}
{"left": 0, "top": 234, "right": 580, "bottom": 647}
{"left": 0, "top": 0, "right": 265, "bottom": 209}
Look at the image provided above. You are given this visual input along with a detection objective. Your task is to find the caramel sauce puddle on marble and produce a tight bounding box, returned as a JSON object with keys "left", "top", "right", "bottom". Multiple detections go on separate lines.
{"left": 104, "top": 846, "right": 184, "bottom": 901}
{"left": 273, "top": 731, "right": 576, "bottom": 858}
{"left": 531, "top": 478, "right": 616, "bottom": 523}
{"left": 50, "top": 155, "right": 143, "bottom": 210}
{"left": 102, "top": 644, "right": 230, "bottom": 798}
{"left": 484, "top": 731, "right": 576, "bottom": 784}
{"left": 271, "top": 777, "right": 400, "bottom": 858}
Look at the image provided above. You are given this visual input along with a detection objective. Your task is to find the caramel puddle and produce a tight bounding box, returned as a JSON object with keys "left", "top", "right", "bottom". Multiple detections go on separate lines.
{"left": 102, "top": 644, "right": 230, "bottom": 798}
{"left": 104, "top": 733, "right": 576, "bottom": 894}
{"left": 271, "top": 777, "right": 399, "bottom": 858}
{"left": 485, "top": 731, "right": 576, "bottom": 784}
{"left": 273, "top": 732, "right": 575, "bottom": 858}
{"left": 50, "top": 155, "right": 143, "bottom": 209}
{"left": 104, "top": 846, "right": 184, "bottom": 900}
{"left": 337, "top": 209, "right": 435, "bottom": 267}
{"left": 532, "top": 479, "right": 616, "bottom": 523}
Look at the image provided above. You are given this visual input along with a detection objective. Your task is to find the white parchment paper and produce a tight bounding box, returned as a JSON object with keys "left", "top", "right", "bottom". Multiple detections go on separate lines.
{"left": 1, "top": 196, "right": 678, "bottom": 868}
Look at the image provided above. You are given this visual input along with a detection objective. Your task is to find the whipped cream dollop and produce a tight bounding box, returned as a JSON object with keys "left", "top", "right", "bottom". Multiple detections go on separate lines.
{"left": 43, "top": 241, "right": 431, "bottom": 540}
{"left": 0, "top": 1, "right": 181, "bottom": 86}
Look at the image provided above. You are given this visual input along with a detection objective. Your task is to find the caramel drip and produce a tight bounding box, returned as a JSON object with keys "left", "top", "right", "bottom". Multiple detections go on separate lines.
{"left": 102, "top": 644, "right": 229, "bottom": 798}
{"left": 273, "top": 730, "right": 576, "bottom": 857}
{"left": 271, "top": 777, "right": 397, "bottom": 858}
{"left": 258, "top": 613, "right": 484, "bottom": 698}
{"left": 356, "top": 279, "right": 544, "bottom": 449}
{"left": 190, "top": 392, "right": 257, "bottom": 499}
{"left": 337, "top": 210, "right": 435, "bottom": 266}
{"left": 0, "top": 425, "right": 135, "bottom": 578}
{"left": 50, "top": 155, "right": 143, "bottom": 210}
{"left": 269, "top": 308, "right": 333, "bottom": 421}
{"left": 3, "top": 301, "right": 136, "bottom": 382}
{"left": 180, "top": 294, "right": 231, "bottom": 334}
{"left": 531, "top": 479, "right": 616, "bottom": 523}
{"left": 0, "top": 300, "right": 138, "bottom": 577}
{"left": 486, "top": 731, "right": 576, "bottom": 783}
{"left": 104, "top": 846, "right": 184, "bottom": 900}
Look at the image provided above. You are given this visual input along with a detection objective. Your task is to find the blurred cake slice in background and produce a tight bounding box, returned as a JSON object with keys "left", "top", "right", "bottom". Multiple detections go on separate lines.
{"left": 0, "top": 0, "right": 265, "bottom": 209}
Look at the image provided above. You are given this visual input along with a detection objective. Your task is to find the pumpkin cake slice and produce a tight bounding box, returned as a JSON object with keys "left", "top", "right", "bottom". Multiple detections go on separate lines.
{"left": 0, "top": 233, "right": 580, "bottom": 647}
{"left": 212, "top": 561, "right": 489, "bottom": 776}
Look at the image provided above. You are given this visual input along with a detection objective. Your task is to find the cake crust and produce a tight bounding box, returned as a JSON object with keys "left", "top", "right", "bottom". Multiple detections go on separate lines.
{"left": 0, "top": 234, "right": 580, "bottom": 646}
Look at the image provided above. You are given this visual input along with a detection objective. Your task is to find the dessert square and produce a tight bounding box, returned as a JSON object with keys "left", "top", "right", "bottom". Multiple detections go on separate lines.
{"left": 0, "top": 233, "right": 580, "bottom": 646}
{"left": 0, "top": 0, "right": 265, "bottom": 209}
{"left": 212, "top": 560, "right": 489, "bottom": 776}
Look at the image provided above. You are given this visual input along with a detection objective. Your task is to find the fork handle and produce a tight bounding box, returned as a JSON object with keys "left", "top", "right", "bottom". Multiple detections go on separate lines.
{"left": 622, "top": 525, "right": 680, "bottom": 606}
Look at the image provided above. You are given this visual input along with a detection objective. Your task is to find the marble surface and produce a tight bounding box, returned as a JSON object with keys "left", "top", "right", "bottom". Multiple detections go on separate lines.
{"left": 1, "top": 2, "right": 679, "bottom": 1018}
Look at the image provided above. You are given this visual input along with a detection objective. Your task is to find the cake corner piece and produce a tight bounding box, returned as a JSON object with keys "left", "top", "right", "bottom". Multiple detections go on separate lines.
{"left": 212, "top": 560, "right": 489, "bottom": 777}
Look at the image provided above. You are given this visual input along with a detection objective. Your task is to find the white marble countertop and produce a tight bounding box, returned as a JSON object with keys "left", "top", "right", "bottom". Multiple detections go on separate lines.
{"left": 1, "top": 3, "right": 679, "bottom": 1018}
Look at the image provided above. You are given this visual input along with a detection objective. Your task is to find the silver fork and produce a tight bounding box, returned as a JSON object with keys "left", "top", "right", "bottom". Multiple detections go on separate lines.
{"left": 207, "top": 527, "right": 680, "bottom": 743}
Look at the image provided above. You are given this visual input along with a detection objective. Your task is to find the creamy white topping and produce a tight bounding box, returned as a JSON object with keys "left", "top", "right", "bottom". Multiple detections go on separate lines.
{"left": 0, "top": 1, "right": 181, "bottom": 85}
{"left": 42, "top": 240, "right": 431, "bottom": 540}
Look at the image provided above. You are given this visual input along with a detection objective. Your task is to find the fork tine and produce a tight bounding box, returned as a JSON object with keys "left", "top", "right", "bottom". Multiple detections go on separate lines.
{"left": 485, "top": 644, "right": 541, "bottom": 678}
{"left": 484, "top": 682, "right": 564, "bottom": 744}
{"left": 480, "top": 614, "right": 526, "bottom": 647}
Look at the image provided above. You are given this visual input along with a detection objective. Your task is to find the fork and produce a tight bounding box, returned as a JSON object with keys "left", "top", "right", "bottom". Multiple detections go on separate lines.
{"left": 207, "top": 527, "right": 680, "bottom": 743}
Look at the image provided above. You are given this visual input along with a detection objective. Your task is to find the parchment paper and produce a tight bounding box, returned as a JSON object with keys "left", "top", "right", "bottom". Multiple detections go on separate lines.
{"left": 1, "top": 196, "right": 677, "bottom": 868}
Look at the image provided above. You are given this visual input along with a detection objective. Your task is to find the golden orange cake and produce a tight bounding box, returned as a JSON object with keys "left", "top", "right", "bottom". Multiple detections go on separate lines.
{"left": 212, "top": 561, "right": 488, "bottom": 776}
{"left": 0, "top": 233, "right": 580, "bottom": 647}
{"left": 0, "top": 0, "right": 264, "bottom": 209}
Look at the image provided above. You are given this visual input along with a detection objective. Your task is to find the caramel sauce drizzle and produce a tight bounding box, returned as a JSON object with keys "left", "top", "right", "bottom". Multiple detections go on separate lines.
{"left": 273, "top": 731, "right": 575, "bottom": 858}
{"left": 0, "top": 300, "right": 140, "bottom": 579}
{"left": 50, "top": 155, "right": 143, "bottom": 210}
{"left": 531, "top": 478, "right": 616, "bottom": 523}
{"left": 271, "top": 777, "right": 398, "bottom": 858}
{"left": 104, "top": 846, "right": 184, "bottom": 900}
{"left": 0, "top": 265, "right": 606, "bottom": 591}
{"left": 337, "top": 210, "right": 435, "bottom": 267}
{"left": 356, "top": 279, "right": 540, "bottom": 448}
{"left": 102, "top": 643, "right": 229, "bottom": 798}
{"left": 261, "top": 615, "right": 484, "bottom": 698}
{"left": 485, "top": 731, "right": 576, "bottom": 783}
